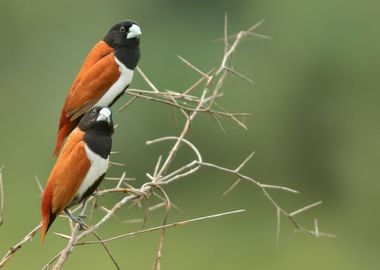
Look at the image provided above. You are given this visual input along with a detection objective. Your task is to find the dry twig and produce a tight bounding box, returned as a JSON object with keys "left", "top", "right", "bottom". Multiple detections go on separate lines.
{"left": 74, "top": 209, "right": 246, "bottom": 245}
{"left": 0, "top": 224, "right": 42, "bottom": 267}
{"left": 0, "top": 16, "right": 334, "bottom": 269}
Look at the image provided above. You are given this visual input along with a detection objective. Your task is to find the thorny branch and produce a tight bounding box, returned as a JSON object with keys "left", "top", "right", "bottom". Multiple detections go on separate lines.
{"left": 0, "top": 16, "right": 334, "bottom": 270}
{"left": 71, "top": 209, "right": 246, "bottom": 245}
{"left": 0, "top": 224, "right": 42, "bottom": 267}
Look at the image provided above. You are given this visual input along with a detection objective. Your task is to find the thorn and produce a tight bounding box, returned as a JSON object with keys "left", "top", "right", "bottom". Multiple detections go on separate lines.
{"left": 122, "top": 219, "right": 144, "bottom": 224}
{"left": 153, "top": 155, "right": 163, "bottom": 178}
{"left": 136, "top": 66, "right": 160, "bottom": 93}
{"left": 224, "top": 67, "right": 255, "bottom": 85}
{"left": 247, "top": 19, "right": 266, "bottom": 33}
{"left": 177, "top": 55, "right": 211, "bottom": 79}
{"left": 314, "top": 218, "right": 320, "bottom": 237}
{"left": 35, "top": 175, "right": 44, "bottom": 194}
{"left": 224, "top": 12, "right": 229, "bottom": 55}
{"left": 116, "top": 172, "right": 127, "bottom": 188}
{"left": 236, "top": 151, "right": 255, "bottom": 172}
{"left": 221, "top": 178, "right": 241, "bottom": 197}
{"left": 261, "top": 184, "right": 299, "bottom": 194}
{"left": 109, "top": 161, "right": 126, "bottom": 167}
{"left": 148, "top": 202, "right": 166, "bottom": 212}
{"left": 54, "top": 233, "right": 71, "bottom": 240}
{"left": 211, "top": 114, "right": 227, "bottom": 136}
{"left": 289, "top": 201, "right": 323, "bottom": 217}
{"left": 276, "top": 208, "right": 281, "bottom": 245}
{"left": 118, "top": 96, "right": 138, "bottom": 112}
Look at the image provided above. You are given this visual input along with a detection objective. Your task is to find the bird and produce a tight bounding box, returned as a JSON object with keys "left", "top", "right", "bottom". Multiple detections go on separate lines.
{"left": 54, "top": 20, "right": 141, "bottom": 156}
{"left": 41, "top": 106, "right": 114, "bottom": 243}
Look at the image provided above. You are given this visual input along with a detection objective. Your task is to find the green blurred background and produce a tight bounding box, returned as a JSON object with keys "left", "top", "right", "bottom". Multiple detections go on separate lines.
{"left": 0, "top": 0, "right": 379, "bottom": 269}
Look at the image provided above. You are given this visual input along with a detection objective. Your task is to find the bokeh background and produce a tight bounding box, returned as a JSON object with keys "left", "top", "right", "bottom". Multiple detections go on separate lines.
{"left": 0, "top": 0, "right": 379, "bottom": 269}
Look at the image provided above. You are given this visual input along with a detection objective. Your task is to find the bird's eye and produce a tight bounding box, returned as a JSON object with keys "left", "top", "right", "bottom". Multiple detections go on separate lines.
{"left": 91, "top": 109, "right": 97, "bottom": 116}
{"left": 120, "top": 26, "right": 126, "bottom": 33}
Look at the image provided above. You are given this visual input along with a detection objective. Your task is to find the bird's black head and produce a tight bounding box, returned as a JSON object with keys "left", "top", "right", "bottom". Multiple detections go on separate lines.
{"left": 104, "top": 20, "right": 142, "bottom": 48}
{"left": 79, "top": 107, "right": 114, "bottom": 136}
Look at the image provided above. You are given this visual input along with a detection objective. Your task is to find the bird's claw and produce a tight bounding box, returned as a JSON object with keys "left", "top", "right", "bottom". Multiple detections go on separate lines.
{"left": 64, "top": 210, "right": 88, "bottom": 230}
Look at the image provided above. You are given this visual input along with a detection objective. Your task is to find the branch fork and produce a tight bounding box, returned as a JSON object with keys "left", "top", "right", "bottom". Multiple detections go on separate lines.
{"left": 0, "top": 16, "right": 334, "bottom": 270}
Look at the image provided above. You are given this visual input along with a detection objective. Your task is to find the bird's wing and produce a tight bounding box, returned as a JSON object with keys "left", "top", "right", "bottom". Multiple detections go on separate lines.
{"left": 49, "top": 130, "right": 91, "bottom": 213}
{"left": 63, "top": 41, "right": 120, "bottom": 120}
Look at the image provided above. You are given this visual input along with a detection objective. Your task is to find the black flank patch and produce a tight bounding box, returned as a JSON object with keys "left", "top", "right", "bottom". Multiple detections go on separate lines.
{"left": 82, "top": 173, "right": 106, "bottom": 200}
{"left": 46, "top": 211, "right": 57, "bottom": 234}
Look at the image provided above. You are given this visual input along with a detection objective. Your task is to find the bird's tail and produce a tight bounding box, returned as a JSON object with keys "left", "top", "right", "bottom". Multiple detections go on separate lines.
{"left": 40, "top": 211, "right": 56, "bottom": 245}
{"left": 41, "top": 186, "right": 57, "bottom": 245}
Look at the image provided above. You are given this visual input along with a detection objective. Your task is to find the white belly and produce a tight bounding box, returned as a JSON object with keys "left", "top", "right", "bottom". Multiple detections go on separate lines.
{"left": 75, "top": 144, "right": 109, "bottom": 199}
{"left": 94, "top": 57, "right": 134, "bottom": 107}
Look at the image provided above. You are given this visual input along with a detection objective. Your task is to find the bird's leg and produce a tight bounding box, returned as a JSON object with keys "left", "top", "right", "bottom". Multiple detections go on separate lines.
{"left": 64, "top": 200, "right": 89, "bottom": 230}
{"left": 64, "top": 209, "right": 86, "bottom": 229}
{"left": 78, "top": 199, "right": 89, "bottom": 220}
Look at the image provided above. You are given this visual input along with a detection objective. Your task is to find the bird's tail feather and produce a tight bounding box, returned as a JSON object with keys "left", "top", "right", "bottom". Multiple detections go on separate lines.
{"left": 41, "top": 211, "right": 56, "bottom": 245}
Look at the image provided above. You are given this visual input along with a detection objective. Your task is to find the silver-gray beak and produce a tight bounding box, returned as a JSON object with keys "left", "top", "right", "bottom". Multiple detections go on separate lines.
{"left": 96, "top": 107, "right": 112, "bottom": 123}
{"left": 127, "top": 24, "right": 142, "bottom": 39}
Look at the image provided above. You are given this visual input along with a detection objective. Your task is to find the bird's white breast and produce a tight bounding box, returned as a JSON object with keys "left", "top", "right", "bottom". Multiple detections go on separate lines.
{"left": 94, "top": 56, "right": 134, "bottom": 107}
{"left": 75, "top": 144, "right": 109, "bottom": 199}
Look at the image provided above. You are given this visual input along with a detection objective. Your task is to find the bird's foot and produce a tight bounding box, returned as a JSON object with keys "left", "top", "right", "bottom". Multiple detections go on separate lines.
{"left": 64, "top": 209, "right": 88, "bottom": 230}
{"left": 72, "top": 215, "right": 87, "bottom": 229}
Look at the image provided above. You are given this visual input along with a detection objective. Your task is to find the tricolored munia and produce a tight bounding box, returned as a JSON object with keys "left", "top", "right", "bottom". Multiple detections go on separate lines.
{"left": 41, "top": 107, "right": 114, "bottom": 243}
{"left": 54, "top": 20, "right": 141, "bottom": 155}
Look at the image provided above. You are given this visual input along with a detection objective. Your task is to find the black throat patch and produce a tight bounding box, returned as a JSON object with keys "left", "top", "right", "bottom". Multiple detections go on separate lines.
{"left": 115, "top": 40, "right": 140, "bottom": 70}
{"left": 84, "top": 132, "right": 112, "bottom": 159}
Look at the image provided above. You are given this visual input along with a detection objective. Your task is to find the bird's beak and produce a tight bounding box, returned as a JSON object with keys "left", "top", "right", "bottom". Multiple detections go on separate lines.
{"left": 97, "top": 107, "right": 112, "bottom": 123}
{"left": 127, "top": 24, "right": 142, "bottom": 39}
